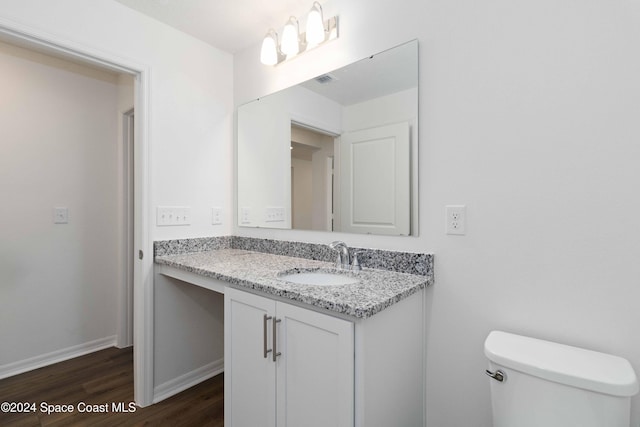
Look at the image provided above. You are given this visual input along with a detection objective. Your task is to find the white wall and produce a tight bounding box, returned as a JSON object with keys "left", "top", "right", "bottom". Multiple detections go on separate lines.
{"left": 342, "top": 87, "right": 417, "bottom": 133}
{"left": 235, "top": 0, "right": 640, "bottom": 425}
{"left": 153, "top": 274, "right": 224, "bottom": 393}
{"left": 0, "top": 40, "right": 121, "bottom": 372}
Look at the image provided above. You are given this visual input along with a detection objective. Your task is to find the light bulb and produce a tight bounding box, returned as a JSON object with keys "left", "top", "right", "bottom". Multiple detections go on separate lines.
{"left": 281, "top": 17, "right": 300, "bottom": 57}
{"left": 306, "top": 2, "right": 325, "bottom": 46}
{"left": 260, "top": 30, "right": 278, "bottom": 65}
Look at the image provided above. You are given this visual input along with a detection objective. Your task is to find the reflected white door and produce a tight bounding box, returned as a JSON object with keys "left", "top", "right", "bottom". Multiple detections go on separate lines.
{"left": 339, "top": 122, "right": 410, "bottom": 235}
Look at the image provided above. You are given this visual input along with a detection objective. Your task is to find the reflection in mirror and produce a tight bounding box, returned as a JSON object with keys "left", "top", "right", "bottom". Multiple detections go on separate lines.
{"left": 237, "top": 40, "right": 418, "bottom": 236}
{"left": 291, "top": 124, "right": 336, "bottom": 231}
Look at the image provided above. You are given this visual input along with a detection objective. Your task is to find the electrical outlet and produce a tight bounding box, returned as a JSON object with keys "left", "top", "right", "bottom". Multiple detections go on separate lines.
{"left": 446, "top": 205, "right": 466, "bottom": 235}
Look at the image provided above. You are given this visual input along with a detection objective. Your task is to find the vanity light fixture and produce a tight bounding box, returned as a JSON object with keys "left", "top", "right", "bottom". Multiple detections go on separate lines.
{"left": 259, "top": 1, "right": 339, "bottom": 66}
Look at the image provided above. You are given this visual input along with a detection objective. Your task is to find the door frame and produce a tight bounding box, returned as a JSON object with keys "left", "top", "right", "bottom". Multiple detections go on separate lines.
{"left": 118, "top": 108, "right": 135, "bottom": 349}
{"left": 0, "top": 18, "right": 155, "bottom": 406}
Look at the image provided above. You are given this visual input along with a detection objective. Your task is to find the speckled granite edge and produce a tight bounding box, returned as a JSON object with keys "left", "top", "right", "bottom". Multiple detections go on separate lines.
{"left": 154, "top": 236, "right": 434, "bottom": 282}
{"left": 154, "top": 236, "right": 233, "bottom": 256}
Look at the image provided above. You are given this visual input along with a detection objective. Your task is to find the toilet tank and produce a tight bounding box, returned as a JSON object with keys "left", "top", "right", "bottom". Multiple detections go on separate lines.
{"left": 484, "top": 331, "right": 639, "bottom": 427}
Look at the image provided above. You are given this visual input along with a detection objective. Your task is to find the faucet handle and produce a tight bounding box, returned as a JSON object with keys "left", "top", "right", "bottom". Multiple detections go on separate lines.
{"left": 351, "top": 251, "right": 364, "bottom": 271}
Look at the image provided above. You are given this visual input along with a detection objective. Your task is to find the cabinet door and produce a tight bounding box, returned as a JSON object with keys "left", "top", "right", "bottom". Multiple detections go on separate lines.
{"left": 225, "top": 288, "right": 277, "bottom": 427}
{"left": 275, "top": 301, "right": 354, "bottom": 427}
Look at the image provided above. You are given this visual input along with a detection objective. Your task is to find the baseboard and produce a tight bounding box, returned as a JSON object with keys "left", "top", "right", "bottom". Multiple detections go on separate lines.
{"left": 0, "top": 335, "right": 118, "bottom": 380}
{"left": 153, "top": 358, "right": 224, "bottom": 404}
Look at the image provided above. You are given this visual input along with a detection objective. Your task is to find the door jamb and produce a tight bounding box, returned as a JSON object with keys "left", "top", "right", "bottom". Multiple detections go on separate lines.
{"left": 118, "top": 108, "right": 135, "bottom": 349}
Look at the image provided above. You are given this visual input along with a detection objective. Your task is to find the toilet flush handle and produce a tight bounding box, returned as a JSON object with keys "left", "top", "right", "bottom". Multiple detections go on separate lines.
{"left": 485, "top": 369, "right": 506, "bottom": 382}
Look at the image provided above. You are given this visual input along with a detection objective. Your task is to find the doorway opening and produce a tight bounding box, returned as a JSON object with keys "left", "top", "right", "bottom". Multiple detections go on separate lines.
{"left": 0, "top": 23, "right": 152, "bottom": 406}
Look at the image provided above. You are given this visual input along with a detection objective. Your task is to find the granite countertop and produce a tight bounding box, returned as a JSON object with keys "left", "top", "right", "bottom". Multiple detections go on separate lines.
{"left": 154, "top": 249, "right": 428, "bottom": 319}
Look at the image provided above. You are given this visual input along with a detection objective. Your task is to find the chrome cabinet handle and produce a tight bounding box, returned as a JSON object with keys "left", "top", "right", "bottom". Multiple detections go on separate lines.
{"left": 485, "top": 369, "right": 506, "bottom": 382}
{"left": 263, "top": 314, "right": 272, "bottom": 358}
{"left": 272, "top": 317, "right": 282, "bottom": 362}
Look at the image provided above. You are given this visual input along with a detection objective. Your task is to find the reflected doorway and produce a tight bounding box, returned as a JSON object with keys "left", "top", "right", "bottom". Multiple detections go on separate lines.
{"left": 290, "top": 123, "right": 337, "bottom": 231}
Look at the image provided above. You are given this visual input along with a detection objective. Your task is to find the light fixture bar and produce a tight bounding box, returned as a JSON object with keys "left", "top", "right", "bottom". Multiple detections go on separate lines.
{"left": 260, "top": 2, "right": 339, "bottom": 66}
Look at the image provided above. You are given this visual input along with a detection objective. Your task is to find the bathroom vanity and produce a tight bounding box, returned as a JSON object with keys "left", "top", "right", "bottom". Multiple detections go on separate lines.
{"left": 154, "top": 238, "right": 432, "bottom": 427}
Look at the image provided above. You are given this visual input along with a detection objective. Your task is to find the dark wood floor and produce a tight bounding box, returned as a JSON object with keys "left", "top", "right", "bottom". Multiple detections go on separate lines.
{"left": 0, "top": 347, "right": 223, "bottom": 426}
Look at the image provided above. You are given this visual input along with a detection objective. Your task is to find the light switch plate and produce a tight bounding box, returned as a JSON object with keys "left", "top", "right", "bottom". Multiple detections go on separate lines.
{"left": 212, "top": 207, "right": 222, "bottom": 225}
{"left": 157, "top": 206, "right": 191, "bottom": 226}
{"left": 53, "top": 207, "right": 68, "bottom": 224}
{"left": 265, "top": 207, "right": 285, "bottom": 222}
{"left": 240, "top": 207, "right": 251, "bottom": 225}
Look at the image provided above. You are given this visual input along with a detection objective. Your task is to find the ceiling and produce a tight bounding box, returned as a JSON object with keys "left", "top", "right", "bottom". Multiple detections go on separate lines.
{"left": 114, "top": 0, "right": 313, "bottom": 53}
{"left": 300, "top": 40, "right": 417, "bottom": 106}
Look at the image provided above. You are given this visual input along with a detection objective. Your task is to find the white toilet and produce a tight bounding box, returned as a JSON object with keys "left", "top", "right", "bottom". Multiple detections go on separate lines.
{"left": 484, "top": 330, "right": 639, "bottom": 427}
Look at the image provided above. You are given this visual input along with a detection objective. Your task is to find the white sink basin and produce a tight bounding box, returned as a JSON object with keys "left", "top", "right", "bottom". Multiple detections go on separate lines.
{"left": 279, "top": 271, "right": 358, "bottom": 286}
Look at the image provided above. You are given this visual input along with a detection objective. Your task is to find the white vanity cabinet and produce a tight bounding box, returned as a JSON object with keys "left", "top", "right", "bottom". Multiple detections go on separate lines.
{"left": 224, "top": 285, "right": 425, "bottom": 427}
{"left": 224, "top": 287, "right": 354, "bottom": 427}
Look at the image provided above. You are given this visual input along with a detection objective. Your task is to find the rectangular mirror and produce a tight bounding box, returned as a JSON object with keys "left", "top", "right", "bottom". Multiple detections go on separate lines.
{"left": 237, "top": 39, "right": 418, "bottom": 236}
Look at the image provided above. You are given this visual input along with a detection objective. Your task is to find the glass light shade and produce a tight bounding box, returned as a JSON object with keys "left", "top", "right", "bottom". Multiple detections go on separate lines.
{"left": 260, "top": 30, "right": 278, "bottom": 65}
{"left": 306, "top": 2, "right": 325, "bottom": 46}
{"left": 281, "top": 17, "right": 300, "bottom": 56}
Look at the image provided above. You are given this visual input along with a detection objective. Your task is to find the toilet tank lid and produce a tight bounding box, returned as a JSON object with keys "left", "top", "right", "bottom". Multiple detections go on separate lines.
{"left": 484, "top": 331, "right": 639, "bottom": 397}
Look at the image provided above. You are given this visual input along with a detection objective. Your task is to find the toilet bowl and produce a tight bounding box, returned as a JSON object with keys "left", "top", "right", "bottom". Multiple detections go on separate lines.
{"left": 484, "top": 331, "right": 639, "bottom": 427}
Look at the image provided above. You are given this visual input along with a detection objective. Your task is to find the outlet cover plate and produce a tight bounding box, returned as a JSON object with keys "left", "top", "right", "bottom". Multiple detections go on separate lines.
{"left": 446, "top": 205, "right": 466, "bottom": 235}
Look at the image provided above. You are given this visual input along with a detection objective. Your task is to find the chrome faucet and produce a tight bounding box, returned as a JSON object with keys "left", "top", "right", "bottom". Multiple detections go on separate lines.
{"left": 329, "top": 241, "right": 351, "bottom": 270}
